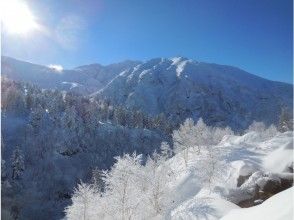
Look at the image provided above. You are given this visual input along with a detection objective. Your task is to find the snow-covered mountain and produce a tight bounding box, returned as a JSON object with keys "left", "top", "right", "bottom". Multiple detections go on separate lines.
{"left": 1, "top": 56, "right": 140, "bottom": 94}
{"left": 2, "top": 56, "right": 293, "bottom": 130}
{"left": 95, "top": 57, "right": 293, "bottom": 130}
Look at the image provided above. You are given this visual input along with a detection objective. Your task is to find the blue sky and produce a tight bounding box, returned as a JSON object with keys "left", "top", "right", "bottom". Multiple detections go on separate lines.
{"left": 2, "top": 0, "right": 293, "bottom": 83}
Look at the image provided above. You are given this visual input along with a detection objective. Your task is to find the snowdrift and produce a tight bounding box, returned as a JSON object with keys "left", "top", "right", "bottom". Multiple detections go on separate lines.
{"left": 220, "top": 187, "right": 293, "bottom": 220}
{"left": 169, "top": 131, "right": 293, "bottom": 219}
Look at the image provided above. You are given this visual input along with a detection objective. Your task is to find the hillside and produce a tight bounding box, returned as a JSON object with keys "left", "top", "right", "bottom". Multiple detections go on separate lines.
{"left": 64, "top": 121, "right": 294, "bottom": 219}
{"left": 96, "top": 57, "right": 293, "bottom": 130}
{"left": 1, "top": 56, "right": 139, "bottom": 94}
{"left": 2, "top": 56, "right": 292, "bottom": 131}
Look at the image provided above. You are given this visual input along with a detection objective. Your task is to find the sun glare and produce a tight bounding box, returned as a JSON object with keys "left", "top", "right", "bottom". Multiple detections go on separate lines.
{"left": 1, "top": 0, "right": 38, "bottom": 34}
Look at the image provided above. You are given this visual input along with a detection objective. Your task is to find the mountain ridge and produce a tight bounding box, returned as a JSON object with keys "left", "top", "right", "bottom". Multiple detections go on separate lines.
{"left": 2, "top": 55, "right": 293, "bottom": 130}
{"left": 94, "top": 57, "right": 292, "bottom": 130}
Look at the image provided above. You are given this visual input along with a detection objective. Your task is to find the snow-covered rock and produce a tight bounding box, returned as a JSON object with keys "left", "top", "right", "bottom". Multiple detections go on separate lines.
{"left": 220, "top": 187, "right": 293, "bottom": 220}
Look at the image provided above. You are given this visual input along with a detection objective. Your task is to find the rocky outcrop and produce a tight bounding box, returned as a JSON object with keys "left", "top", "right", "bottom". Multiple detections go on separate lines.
{"left": 230, "top": 171, "right": 293, "bottom": 208}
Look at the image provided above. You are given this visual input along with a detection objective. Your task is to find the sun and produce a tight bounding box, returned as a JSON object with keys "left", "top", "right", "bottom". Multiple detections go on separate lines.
{"left": 1, "top": 0, "right": 38, "bottom": 34}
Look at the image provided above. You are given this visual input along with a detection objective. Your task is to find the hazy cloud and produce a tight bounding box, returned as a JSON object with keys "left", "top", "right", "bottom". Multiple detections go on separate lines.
{"left": 55, "top": 15, "right": 87, "bottom": 50}
{"left": 48, "top": 64, "right": 63, "bottom": 72}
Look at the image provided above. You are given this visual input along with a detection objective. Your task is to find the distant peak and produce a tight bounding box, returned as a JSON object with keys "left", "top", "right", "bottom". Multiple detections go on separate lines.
{"left": 74, "top": 63, "right": 103, "bottom": 70}
{"left": 170, "top": 56, "right": 189, "bottom": 64}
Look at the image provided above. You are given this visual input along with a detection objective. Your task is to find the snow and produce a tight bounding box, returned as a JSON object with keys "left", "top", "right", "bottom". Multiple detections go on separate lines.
{"left": 263, "top": 132, "right": 293, "bottom": 173}
{"left": 2, "top": 56, "right": 292, "bottom": 130}
{"left": 3, "top": 55, "right": 293, "bottom": 219}
{"left": 170, "top": 57, "right": 190, "bottom": 77}
{"left": 171, "top": 196, "right": 239, "bottom": 220}
{"left": 61, "top": 119, "right": 293, "bottom": 220}
{"left": 96, "top": 56, "right": 292, "bottom": 130}
{"left": 2, "top": 56, "right": 140, "bottom": 95}
{"left": 62, "top": 81, "right": 80, "bottom": 89}
{"left": 220, "top": 187, "right": 293, "bottom": 220}
{"left": 168, "top": 130, "right": 293, "bottom": 218}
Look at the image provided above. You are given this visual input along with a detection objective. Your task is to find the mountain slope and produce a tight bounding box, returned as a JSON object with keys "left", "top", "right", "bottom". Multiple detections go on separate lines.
{"left": 1, "top": 56, "right": 140, "bottom": 94}
{"left": 95, "top": 57, "right": 293, "bottom": 130}
{"left": 2, "top": 56, "right": 292, "bottom": 130}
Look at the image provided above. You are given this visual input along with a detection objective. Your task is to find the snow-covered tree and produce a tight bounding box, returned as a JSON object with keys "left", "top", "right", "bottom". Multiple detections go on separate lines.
{"left": 173, "top": 118, "right": 233, "bottom": 168}
{"left": 190, "top": 145, "right": 226, "bottom": 189}
{"left": 173, "top": 118, "right": 215, "bottom": 166}
{"left": 91, "top": 168, "right": 105, "bottom": 192}
{"left": 114, "top": 106, "right": 127, "bottom": 126}
{"left": 264, "top": 124, "right": 278, "bottom": 138}
{"left": 138, "top": 152, "right": 175, "bottom": 218}
{"left": 102, "top": 153, "right": 143, "bottom": 220}
{"left": 212, "top": 126, "right": 234, "bottom": 144}
{"left": 172, "top": 118, "right": 196, "bottom": 167}
{"left": 2, "top": 83, "right": 26, "bottom": 115}
{"left": 278, "top": 108, "right": 293, "bottom": 132}
{"left": 65, "top": 182, "right": 102, "bottom": 220}
{"left": 133, "top": 111, "right": 144, "bottom": 128}
{"left": 246, "top": 121, "right": 278, "bottom": 139}
{"left": 1, "top": 159, "right": 8, "bottom": 182}
{"left": 246, "top": 121, "right": 266, "bottom": 133}
{"left": 160, "top": 142, "right": 173, "bottom": 159}
{"left": 11, "top": 147, "right": 25, "bottom": 180}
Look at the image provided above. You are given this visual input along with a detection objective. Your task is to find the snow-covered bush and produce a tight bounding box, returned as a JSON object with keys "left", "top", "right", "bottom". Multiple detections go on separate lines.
{"left": 102, "top": 153, "right": 143, "bottom": 219}
{"left": 138, "top": 151, "right": 175, "bottom": 218}
{"left": 65, "top": 182, "right": 102, "bottom": 220}
{"left": 173, "top": 118, "right": 233, "bottom": 167}
{"left": 65, "top": 150, "right": 176, "bottom": 220}
{"left": 246, "top": 121, "right": 278, "bottom": 141}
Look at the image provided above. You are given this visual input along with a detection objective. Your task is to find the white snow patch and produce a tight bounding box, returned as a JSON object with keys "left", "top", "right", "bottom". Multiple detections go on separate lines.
{"left": 61, "top": 82, "right": 81, "bottom": 89}
{"left": 171, "top": 195, "right": 239, "bottom": 220}
{"left": 263, "top": 135, "right": 293, "bottom": 173}
{"left": 170, "top": 57, "right": 188, "bottom": 77}
{"left": 220, "top": 187, "right": 294, "bottom": 220}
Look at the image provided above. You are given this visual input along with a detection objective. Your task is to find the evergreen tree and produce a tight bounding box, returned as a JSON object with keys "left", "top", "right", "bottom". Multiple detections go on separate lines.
{"left": 1, "top": 159, "right": 7, "bottom": 182}
{"left": 278, "top": 108, "right": 293, "bottom": 132}
{"left": 11, "top": 147, "right": 25, "bottom": 180}
{"left": 91, "top": 168, "right": 105, "bottom": 192}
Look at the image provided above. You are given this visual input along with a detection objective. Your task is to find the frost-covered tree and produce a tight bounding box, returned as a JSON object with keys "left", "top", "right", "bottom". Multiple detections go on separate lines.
{"left": 173, "top": 118, "right": 213, "bottom": 166}
{"left": 190, "top": 145, "right": 226, "bottom": 189}
{"left": 133, "top": 111, "right": 144, "bottom": 128}
{"left": 60, "top": 106, "right": 83, "bottom": 154}
{"left": 246, "top": 121, "right": 278, "bottom": 140}
{"left": 172, "top": 118, "right": 196, "bottom": 167}
{"left": 114, "top": 106, "right": 127, "bottom": 126}
{"left": 11, "top": 147, "right": 25, "bottom": 180}
{"left": 278, "top": 108, "right": 293, "bottom": 132}
{"left": 173, "top": 118, "right": 233, "bottom": 167}
{"left": 91, "top": 168, "right": 105, "bottom": 192}
{"left": 65, "top": 182, "right": 101, "bottom": 220}
{"left": 1, "top": 159, "right": 8, "bottom": 182}
{"left": 160, "top": 142, "right": 173, "bottom": 159}
{"left": 139, "top": 152, "right": 175, "bottom": 218}
{"left": 246, "top": 121, "right": 266, "bottom": 133}
{"left": 212, "top": 126, "right": 234, "bottom": 144}
{"left": 102, "top": 153, "right": 142, "bottom": 220}
{"left": 28, "top": 104, "right": 45, "bottom": 133}
{"left": 2, "top": 83, "right": 26, "bottom": 115}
